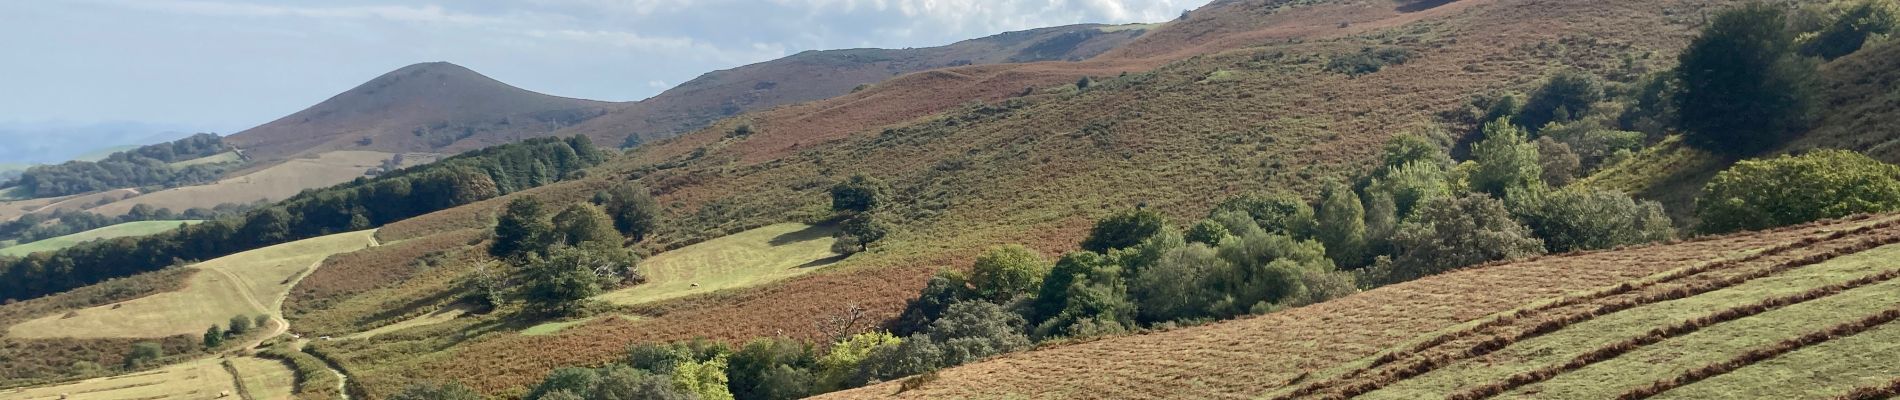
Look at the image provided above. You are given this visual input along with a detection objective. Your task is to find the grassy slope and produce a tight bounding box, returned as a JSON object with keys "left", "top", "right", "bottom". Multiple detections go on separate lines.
{"left": 0, "top": 220, "right": 202, "bottom": 257}
{"left": 86, "top": 151, "right": 405, "bottom": 217}
{"left": 6, "top": 230, "right": 377, "bottom": 339}
{"left": 596, "top": 222, "right": 841, "bottom": 306}
{"left": 5, "top": 356, "right": 294, "bottom": 400}
{"left": 167, "top": 150, "right": 243, "bottom": 167}
{"left": 228, "top": 357, "right": 299, "bottom": 399}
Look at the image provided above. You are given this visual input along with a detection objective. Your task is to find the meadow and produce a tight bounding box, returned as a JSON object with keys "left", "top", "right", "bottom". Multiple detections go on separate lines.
{"left": 595, "top": 222, "right": 842, "bottom": 306}
{"left": 6, "top": 230, "right": 377, "bottom": 339}
{"left": 2, "top": 356, "right": 293, "bottom": 400}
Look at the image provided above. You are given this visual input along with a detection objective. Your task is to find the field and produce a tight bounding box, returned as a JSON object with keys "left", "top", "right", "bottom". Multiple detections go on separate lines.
{"left": 6, "top": 230, "right": 377, "bottom": 339}
{"left": 0, "top": 220, "right": 202, "bottom": 257}
{"left": 87, "top": 151, "right": 415, "bottom": 216}
{"left": 596, "top": 222, "right": 842, "bottom": 306}
{"left": 817, "top": 215, "right": 1900, "bottom": 399}
{"left": 167, "top": 150, "right": 244, "bottom": 167}
{"left": 0, "top": 188, "right": 140, "bottom": 223}
{"left": 1, "top": 356, "right": 293, "bottom": 400}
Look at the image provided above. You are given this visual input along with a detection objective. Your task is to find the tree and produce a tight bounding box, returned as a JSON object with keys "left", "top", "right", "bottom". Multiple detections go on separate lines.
{"left": 829, "top": 175, "right": 887, "bottom": 214}
{"left": 817, "top": 332, "right": 901, "bottom": 391}
{"left": 1369, "top": 161, "right": 1451, "bottom": 218}
{"left": 1382, "top": 194, "right": 1545, "bottom": 284}
{"left": 925, "top": 301, "right": 1032, "bottom": 366}
{"left": 1697, "top": 150, "right": 1900, "bottom": 233}
{"left": 203, "top": 325, "right": 225, "bottom": 348}
{"left": 968, "top": 245, "right": 1050, "bottom": 303}
{"left": 1469, "top": 119, "right": 1544, "bottom": 197}
{"left": 228, "top": 314, "right": 253, "bottom": 335}
{"left": 1132, "top": 243, "right": 1224, "bottom": 322}
{"left": 1314, "top": 181, "right": 1367, "bottom": 267}
{"left": 1211, "top": 192, "right": 1316, "bottom": 237}
{"left": 839, "top": 213, "right": 889, "bottom": 250}
{"left": 1516, "top": 68, "right": 1603, "bottom": 131}
{"left": 1183, "top": 219, "right": 1233, "bottom": 246}
{"left": 595, "top": 184, "right": 662, "bottom": 241}
{"left": 528, "top": 368, "right": 599, "bottom": 400}
{"left": 493, "top": 196, "right": 555, "bottom": 259}
{"left": 1080, "top": 209, "right": 1166, "bottom": 253}
{"left": 729, "top": 338, "right": 816, "bottom": 400}
{"left": 672, "top": 354, "right": 735, "bottom": 400}
{"left": 1029, "top": 251, "right": 1133, "bottom": 339}
{"left": 1675, "top": 2, "right": 1817, "bottom": 155}
{"left": 1381, "top": 132, "right": 1451, "bottom": 169}
{"left": 1796, "top": 0, "right": 1898, "bottom": 60}
{"left": 1511, "top": 188, "right": 1675, "bottom": 253}
{"left": 597, "top": 365, "right": 696, "bottom": 400}
{"left": 1536, "top": 137, "right": 1582, "bottom": 187}
{"left": 391, "top": 382, "right": 482, "bottom": 400}
{"left": 890, "top": 271, "right": 973, "bottom": 335}
{"left": 552, "top": 203, "right": 622, "bottom": 247}
{"left": 519, "top": 246, "right": 617, "bottom": 315}
{"left": 123, "top": 342, "right": 163, "bottom": 369}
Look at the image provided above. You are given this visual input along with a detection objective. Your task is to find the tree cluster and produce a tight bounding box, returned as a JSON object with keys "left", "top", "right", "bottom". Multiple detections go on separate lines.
{"left": 10, "top": 133, "right": 234, "bottom": 197}
{"left": 0, "top": 136, "right": 606, "bottom": 302}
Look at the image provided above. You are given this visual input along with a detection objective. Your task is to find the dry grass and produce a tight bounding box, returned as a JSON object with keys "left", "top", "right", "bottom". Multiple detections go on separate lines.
{"left": 284, "top": 229, "right": 487, "bottom": 337}
{"left": 595, "top": 222, "right": 841, "bottom": 306}
{"left": 1615, "top": 306, "right": 1900, "bottom": 399}
{"left": 88, "top": 151, "right": 410, "bottom": 217}
{"left": 6, "top": 230, "right": 377, "bottom": 339}
{"left": 0, "top": 356, "right": 291, "bottom": 400}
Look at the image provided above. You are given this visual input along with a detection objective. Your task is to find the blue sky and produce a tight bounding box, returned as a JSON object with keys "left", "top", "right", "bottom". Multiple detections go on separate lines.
{"left": 0, "top": 0, "right": 1207, "bottom": 137}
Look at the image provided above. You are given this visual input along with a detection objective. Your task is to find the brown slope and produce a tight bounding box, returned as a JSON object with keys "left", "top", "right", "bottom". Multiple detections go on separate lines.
{"left": 224, "top": 62, "right": 614, "bottom": 162}
{"left": 552, "top": 23, "right": 1152, "bottom": 146}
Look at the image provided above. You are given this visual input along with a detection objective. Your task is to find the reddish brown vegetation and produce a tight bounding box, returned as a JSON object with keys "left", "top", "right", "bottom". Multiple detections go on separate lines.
{"left": 285, "top": 229, "right": 487, "bottom": 334}
{"left": 0, "top": 268, "right": 200, "bottom": 387}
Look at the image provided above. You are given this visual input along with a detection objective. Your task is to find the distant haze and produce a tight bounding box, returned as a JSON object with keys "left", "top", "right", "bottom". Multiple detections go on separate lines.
{"left": 0, "top": 121, "right": 205, "bottom": 165}
{"left": 0, "top": 0, "right": 1208, "bottom": 164}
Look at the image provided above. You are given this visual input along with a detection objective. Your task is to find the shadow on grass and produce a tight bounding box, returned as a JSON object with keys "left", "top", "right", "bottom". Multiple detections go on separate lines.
{"left": 769, "top": 223, "right": 838, "bottom": 246}
{"left": 1397, "top": 0, "right": 1458, "bottom": 13}
{"left": 793, "top": 254, "right": 848, "bottom": 269}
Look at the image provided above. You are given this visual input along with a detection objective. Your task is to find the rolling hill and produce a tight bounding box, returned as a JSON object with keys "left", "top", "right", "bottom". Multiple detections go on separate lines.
{"left": 0, "top": 220, "right": 201, "bottom": 257}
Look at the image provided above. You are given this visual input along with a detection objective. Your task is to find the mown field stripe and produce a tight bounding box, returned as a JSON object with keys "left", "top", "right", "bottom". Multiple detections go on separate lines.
{"left": 1615, "top": 303, "right": 1900, "bottom": 399}
{"left": 1828, "top": 376, "right": 1900, "bottom": 400}
{"left": 1271, "top": 218, "right": 1900, "bottom": 400}
{"left": 1448, "top": 266, "right": 1900, "bottom": 400}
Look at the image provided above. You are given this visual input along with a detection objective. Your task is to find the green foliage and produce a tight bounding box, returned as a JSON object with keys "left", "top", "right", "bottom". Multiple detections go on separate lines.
{"left": 227, "top": 314, "right": 252, "bottom": 335}
{"left": 493, "top": 196, "right": 555, "bottom": 259}
{"left": 890, "top": 270, "right": 973, "bottom": 335}
{"left": 1029, "top": 251, "right": 1134, "bottom": 339}
{"left": 518, "top": 245, "right": 631, "bottom": 316}
{"left": 924, "top": 301, "right": 1032, "bottom": 366}
{"left": 968, "top": 245, "right": 1050, "bottom": 303}
{"left": 202, "top": 325, "right": 224, "bottom": 348}
{"left": 1133, "top": 243, "right": 1223, "bottom": 323}
{"left": 1131, "top": 220, "right": 1345, "bottom": 323}
{"left": 829, "top": 174, "right": 888, "bottom": 214}
{"left": 1325, "top": 46, "right": 1413, "bottom": 77}
{"left": 1377, "top": 194, "right": 1545, "bottom": 285}
{"left": 1795, "top": 0, "right": 1898, "bottom": 60}
{"left": 1469, "top": 119, "right": 1545, "bottom": 197}
{"left": 1675, "top": 2, "right": 1817, "bottom": 155}
{"left": 673, "top": 354, "right": 735, "bottom": 400}
{"left": 1315, "top": 181, "right": 1367, "bottom": 267}
{"left": 595, "top": 183, "right": 661, "bottom": 242}
{"left": 1080, "top": 208, "right": 1166, "bottom": 253}
{"left": 391, "top": 382, "right": 482, "bottom": 400}
{"left": 552, "top": 203, "right": 622, "bottom": 248}
{"left": 13, "top": 133, "right": 231, "bottom": 197}
{"left": 1211, "top": 192, "right": 1316, "bottom": 237}
{"left": 1183, "top": 219, "right": 1232, "bottom": 246}
{"left": 1541, "top": 119, "right": 1646, "bottom": 172}
{"left": 1536, "top": 137, "right": 1582, "bottom": 187}
{"left": 1381, "top": 132, "right": 1452, "bottom": 169}
{"left": 816, "top": 332, "right": 901, "bottom": 391}
{"left": 123, "top": 342, "right": 163, "bottom": 369}
{"left": 1619, "top": 72, "right": 1679, "bottom": 136}
{"left": 1516, "top": 69, "right": 1604, "bottom": 132}
{"left": 1510, "top": 188, "right": 1675, "bottom": 253}
{"left": 840, "top": 213, "right": 889, "bottom": 250}
{"left": 1369, "top": 161, "right": 1452, "bottom": 218}
{"left": 729, "top": 338, "right": 816, "bottom": 400}
{"left": 1697, "top": 150, "right": 1900, "bottom": 233}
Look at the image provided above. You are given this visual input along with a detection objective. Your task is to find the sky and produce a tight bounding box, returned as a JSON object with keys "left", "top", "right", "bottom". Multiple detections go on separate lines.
{"left": 0, "top": 0, "right": 1209, "bottom": 139}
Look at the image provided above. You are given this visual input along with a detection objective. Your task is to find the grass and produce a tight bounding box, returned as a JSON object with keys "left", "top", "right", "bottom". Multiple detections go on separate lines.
{"left": 5, "top": 229, "right": 378, "bottom": 339}
{"left": 594, "top": 222, "right": 843, "bottom": 306}
{"left": 343, "top": 304, "right": 473, "bottom": 340}
{"left": 167, "top": 150, "right": 243, "bottom": 167}
{"left": 2, "top": 356, "right": 293, "bottom": 400}
{"left": 87, "top": 150, "right": 400, "bottom": 217}
{"left": 1361, "top": 243, "right": 1900, "bottom": 399}
{"left": 0, "top": 220, "right": 202, "bottom": 257}
{"left": 521, "top": 315, "right": 641, "bottom": 336}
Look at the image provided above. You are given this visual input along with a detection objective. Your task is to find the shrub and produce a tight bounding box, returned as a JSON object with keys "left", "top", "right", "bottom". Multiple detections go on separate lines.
{"left": 1511, "top": 188, "right": 1675, "bottom": 252}
{"left": 1080, "top": 209, "right": 1166, "bottom": 253}
{"left": 1325, "top": 47, "right": 1413, "bottom": 77}
{"left": 1030, "top": 251, "right": 1134, "bottom": 339}
{"left": 1383, "top": 194, "right": 1545, "bottom": 284}
{"left": 123, "top": 342, "right": 163, "bottom": 369}
{"left": 519, "top": 245, "right": 624, "bottom": 316}
{"left": 858, "top": 334, "right": 945, "bottom": 383}
{"left": 925, "top": 301, "right": 1032, "bottom": 366}
{"left": 968, "top": 245, "right": 1050, "bottom": 303}
{"left": 1516, "top": 69, "right": 1603, "bottom": 131}
{"left": 1469, "top": 119, "right": 1545, "bottom": 197}
{"left": 1183, "top": 219, "right": 1232, "bottom": 246}
{"left": 203, "top": 325, "right": 225, "bottom": 348}
{"left": 1795, "top": 0, "right": 1897, "bottom": 60}
{"left": 1541, "top": 119, "right": 1645, "bottom": 171}
{"left": 729, "top": 338, "right": 816, "bottom": 400}
{"left": 829, "top": 174, "right": 888, "bottom": 214}
{"left": 1381, "top": 132, "right": 1452, "bottom": 170}
{"left": 1207, "top": 230, "right": 1333, "bottom": 317}
{"left": 1536, "top": 137, "right": 1582, "bottom": 187}
{"left": 1676, "top": 2, "right": 1817, "bottom": 155}
{"left": 391, "top": 382, "right": 482, "bottom": 400}
{"left": 673, "top": 354, "right": 735, "bottom": 400}
{"left": 1315, "top": 181, "right": 1368, "bottom": 267}
{"left": 228, "top": 314, "right": 253, "bottom": 335}
{"left": 1369, "top": 161, "right": 1452, "bottom": 218}
{"left": 1132, "top": 243, "right": 1225, "bottom": 323}
{"left": 1697, "top": 150, "right": 1900, "bottom": 233}
{"left": 1619, "top": 73, "right": 1679, "bottom": 136}
{"left": 816, "top": 332, "right": 901, "bottom": 390}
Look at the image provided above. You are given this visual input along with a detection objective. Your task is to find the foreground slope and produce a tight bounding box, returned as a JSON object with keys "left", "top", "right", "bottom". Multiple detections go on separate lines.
{"left": 824, "top": 215, "right": 1900, "bottom": 399}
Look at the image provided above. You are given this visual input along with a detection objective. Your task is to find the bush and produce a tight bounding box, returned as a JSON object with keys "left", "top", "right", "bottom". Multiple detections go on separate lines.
{"left": 817, "top": 332, "right": 901, "bottom": 390}
{"left": 1381, "top": 132, "right": 1452, "bottom": 170}
{"left": 924, "top": 301, "right": 1032, "bottom": 366}
{"left": 1536, "top": 137, "right": 1582, "bottom": 187}
{"left": 1133, "top": 244, "right": 1224, "bottom": 323}
{"left": 728, "top": 338, "right": 816, "bottom": 400}
{"left": 1212, "top": 192, "right": 1316, "bottom": 237}
{"left": 1382, "top": 194, "right": 1545, "bottom": 284}
{"left": 1469, "top": 119, "right": 1545, "bottom": 197}
{"left": 1080, "top": 209, "right": 1166, "bottom": 253}
{"left": 594, "top": 184, "right": 661, "bottom": 242}
{"left": 1517, "top": 69, "right": 1604, "bottom": 131}
{"left": 889, "top": 270, "right": 974, "bottom": 335}
{"left": 1795, "top": 0, "right": 1897, "bottom": 60}
{"left": 1676, "top": 2, "right": 1817, "bottom": 155}
{"left": 552, "top": 203, "right": 622, "bottom": 247}
{"left": 968, "top": 245, "right": 1049, "bottom": 303}
{"left": 1542, "top": 119, "right": 1646, "bottom": 171}
{"left": 1368, "top": 161, "right": 1452, "bottom": 218}
{"left": 1511, "top": 188, "right": 1675, "bottom": 252}
{"left": 829, "top": 174, "right": 888, "bottom": 214}
{"left": 203, "top": 325, "right": 225, "bottom": 348}
{"left": 228, "top": 314, "right": 253, "bottom": 335}
{"left": 123, "top": 342, "right": 163, "bottom": 369}
{"left": 1315, "top": 181, "right": 1368, "bottom": 267}
{"left": 1325, "top": 47, "right": 1413, "bottom": 77}
{"left": 519, "top": 245, "right": 630, "bottom": 315}
{"left": 1183, "top": 219, "right": 1232, "bottom": 246}
{"left": 1697, "top": 150, "right": 1900, "bottom": 233}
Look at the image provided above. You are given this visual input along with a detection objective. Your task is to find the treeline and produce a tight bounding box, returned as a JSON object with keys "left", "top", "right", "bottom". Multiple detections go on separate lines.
{"left": 10, "top": 133, "right": 235, "bottom": 197}
{"left": 0, "top": 204, "right": 255, "bottom": 246}
{"left": 0, "top": 136, "right": 606, "bottom": 302}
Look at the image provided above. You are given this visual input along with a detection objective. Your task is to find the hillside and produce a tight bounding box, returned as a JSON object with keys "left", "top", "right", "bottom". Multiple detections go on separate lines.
{"left": 555, "top": 23, "right": 1152, "bottom": 147}
{"left": 0, "top": 220, "right": 201, "bottom": 257}
{"left": 224, "top": 62, "right": 614, "bottom": 162}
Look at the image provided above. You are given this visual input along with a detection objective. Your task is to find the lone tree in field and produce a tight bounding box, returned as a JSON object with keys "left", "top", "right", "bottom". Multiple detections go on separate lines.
{"left": 1675, "top": 2, "right": 1817, "bottom": 156}
{"left": 203, "top": 325, "right": 225, "bottom": 348}
{"left": 1697, "top": 150, "right": 1900, "bottom": 233}
{"left": 829, "top": 174, "right": 888, "bottom": 215}
{"left": 492, "top": 196, "right": 555, "bottom": 259}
